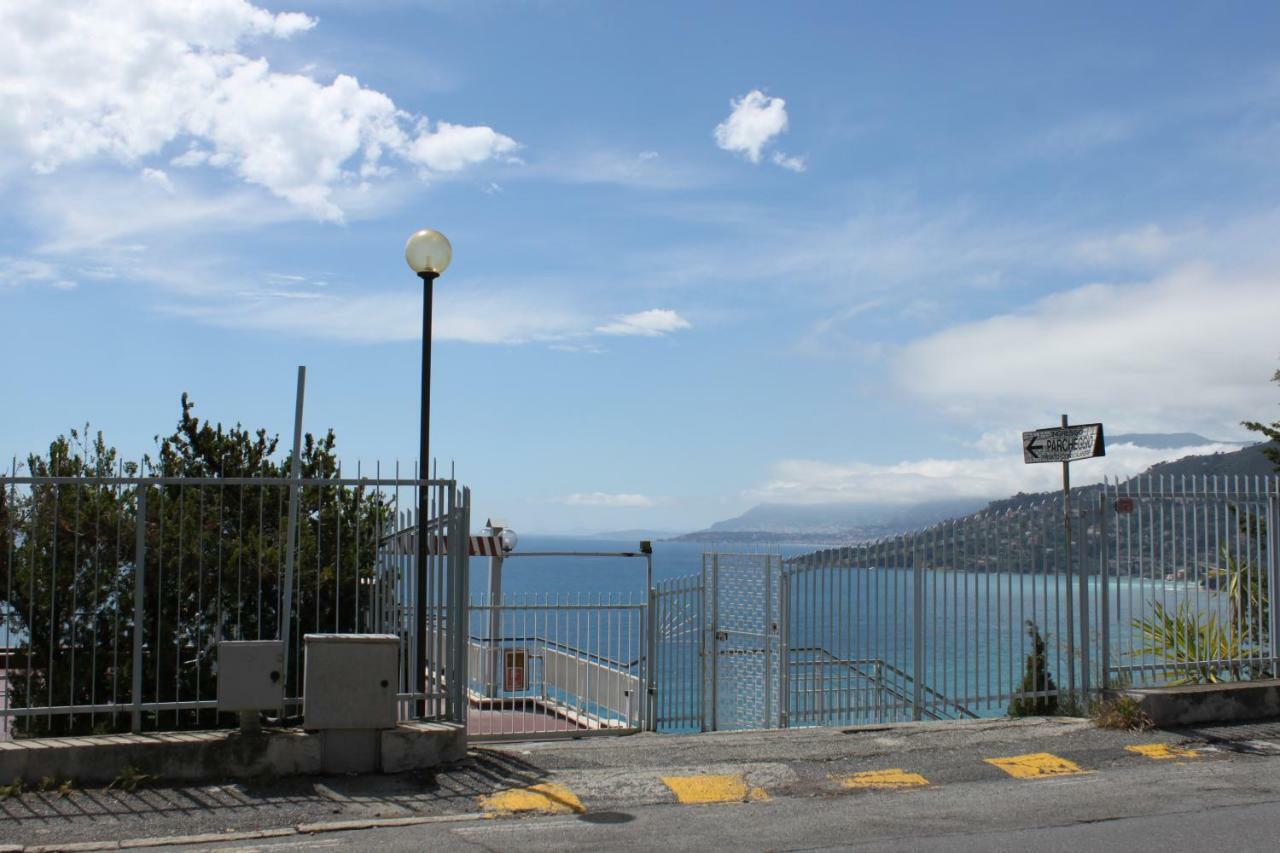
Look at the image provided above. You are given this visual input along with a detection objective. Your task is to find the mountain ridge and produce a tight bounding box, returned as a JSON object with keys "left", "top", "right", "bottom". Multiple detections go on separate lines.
{"left": 672, "top": 436, "right": 1276, "bottom": 545}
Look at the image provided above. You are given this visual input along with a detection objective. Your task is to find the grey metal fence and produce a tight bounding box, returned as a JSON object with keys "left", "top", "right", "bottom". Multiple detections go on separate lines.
{"left": 653, "top": 571, "right": 703, "bottom": 732}
{"left": 0, "top": 467, "right": 469, "bottom": 737}
{"left": 774, "top": 475, "right": 1279, "bottom": 728}
{"left": 1101, "top": 475, "right": 1279, "bottom": 689}
{"left": 465, "top": 592, "right": 645, "bottom": 741}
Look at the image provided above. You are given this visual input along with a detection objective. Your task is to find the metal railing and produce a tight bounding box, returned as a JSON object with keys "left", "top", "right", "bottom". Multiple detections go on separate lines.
{"left": 465, "top": 592, "right": 646, "bottom": 740}
{"left": 0, "top": 467, "right": 469, "bottom": 737}
{"left": 778, "top": 475, "right": 1279, "bottom": 726}
{"left": 1100, "top": 474, "right": 1278, "bottom": 689}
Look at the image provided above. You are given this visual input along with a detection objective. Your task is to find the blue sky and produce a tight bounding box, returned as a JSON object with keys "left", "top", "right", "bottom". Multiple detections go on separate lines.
{"left": 3, "top": 1, "right": 1279, "bottom": 533}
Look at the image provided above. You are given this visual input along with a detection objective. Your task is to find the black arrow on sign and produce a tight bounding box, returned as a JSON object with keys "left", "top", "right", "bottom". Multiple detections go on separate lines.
{"left": 1025, "top": 435, "right": 1043, "bottom": 459}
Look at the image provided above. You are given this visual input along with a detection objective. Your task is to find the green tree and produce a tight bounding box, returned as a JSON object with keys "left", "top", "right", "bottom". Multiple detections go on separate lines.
{"left": 1241, "top": 367, "right": 1280, "bottom": 471}
{"left": 1, "top": 397, "right": 393, "bottom": 736}
{"left": 1008, "top": 621, "right": 1059, "bottom": 717}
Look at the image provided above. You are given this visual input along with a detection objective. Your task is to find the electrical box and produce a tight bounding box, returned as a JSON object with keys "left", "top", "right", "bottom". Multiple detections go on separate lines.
{"left": 217, "top": 640, "right": 285, "bottom": 712}
{"left": 302, "top": 634, "right": 399, "bottom": 730}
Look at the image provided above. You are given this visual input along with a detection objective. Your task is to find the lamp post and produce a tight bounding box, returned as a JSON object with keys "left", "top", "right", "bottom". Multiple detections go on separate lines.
{"left": 404, "top": 228, "right": 452, "bottom": 718}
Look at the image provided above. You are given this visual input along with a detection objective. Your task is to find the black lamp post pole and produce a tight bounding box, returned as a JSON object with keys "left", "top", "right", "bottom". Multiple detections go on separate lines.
{"left": 416, "top": 270, "right": 438, "bottom": 719}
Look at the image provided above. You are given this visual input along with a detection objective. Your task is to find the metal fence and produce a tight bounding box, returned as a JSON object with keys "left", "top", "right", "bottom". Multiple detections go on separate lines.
{"left": 1101, "top": 475, "right": 1278, "bottom": 689}
{"left": 0, "top": 467, "right": 469, "bottom": 737}
{"left": 653, "top": 572, "right": 704, "bottom": 732}
{"left": 465, "top": 592, "right": 645, "bottom": 740}
{"left": 776, "top": 475, "right": 1279, "bottom": 728}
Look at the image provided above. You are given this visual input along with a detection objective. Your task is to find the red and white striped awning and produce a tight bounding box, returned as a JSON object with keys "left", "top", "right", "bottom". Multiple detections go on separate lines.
{"left": 382, "top": 528, "right": 504, "bottom": 557}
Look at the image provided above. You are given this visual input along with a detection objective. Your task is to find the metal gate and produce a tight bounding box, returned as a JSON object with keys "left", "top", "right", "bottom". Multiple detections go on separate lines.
{"left": 653, "top": 571, "right": 704, "bottom": 731}
{"left": 705, "top": 552, "right": 781, "bottom": 731}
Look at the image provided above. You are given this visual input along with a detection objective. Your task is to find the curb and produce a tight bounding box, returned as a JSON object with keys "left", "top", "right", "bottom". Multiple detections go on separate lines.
{"left": 21, "top": 812, "right": 489, "bottom": 852}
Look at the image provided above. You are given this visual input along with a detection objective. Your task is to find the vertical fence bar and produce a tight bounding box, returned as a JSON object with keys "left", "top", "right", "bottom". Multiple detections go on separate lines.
{"left": 779, "top": 568, "right": 789, "bottom": 728}
{"left": 710, "top": 553, "right": 719, "bottom": 731}
{"left": 911, "top": 534, "right": 923, "bottom": 721}
{"left": 1270, "top": 486, "right": 1279, "bottom": 668}
{"left": 1078, "top": 498, "right": 1091, "bottom": 703}
{"left": 1099, "top": 487, "right": 1111, "bottom": 690}
{"left": 130, "top": 486, "right": 147, "bottom": 734}
{"left": 646, "top": 584, "right": 658, "bottom": 731}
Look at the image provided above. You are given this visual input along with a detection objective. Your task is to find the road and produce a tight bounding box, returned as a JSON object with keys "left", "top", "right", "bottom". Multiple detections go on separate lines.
{"left": 7, "top": 717, "right": 1280, "bottom": 851}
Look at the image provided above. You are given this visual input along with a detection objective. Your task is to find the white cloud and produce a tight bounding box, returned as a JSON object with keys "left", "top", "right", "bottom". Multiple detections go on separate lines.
{"left": 167, "top": 288, "right": 588, "bottom": 344}
{"left": 405, "top": 122, "right": 519, "bottom": 172}
{"left": 752, "top": 440, "right": 1245, "bottom": 506}
{"left": 158, "top": 279, "right": 692, "bottom": 346}
{"left": 532, "top": 148, "right": 706, "bottom": 190}
{"left": 0, "top": 256, "right": 76, "bottom": 291}
{"left": 1072, "top": 224, "right": 1172, "bottom": 265}
{"left": 894, "top": 265, "right": 1280, "bottom": 433}
{"left": 0, "top": 0, "right": 518, "bottom": 221}
{"left": 562, "top": 493, "right": 655, "bottom": 508}
{"left": 714, "top": 90, "right": 790, "bottom": 164}
{"left": 595, "top": 309, "right": 691, "bottom": 337}
{"left": 770, "top": 151, "right": 807, "bottom": 172}
{"left": 140, "top": 168, "right": 175, "bottom": 194}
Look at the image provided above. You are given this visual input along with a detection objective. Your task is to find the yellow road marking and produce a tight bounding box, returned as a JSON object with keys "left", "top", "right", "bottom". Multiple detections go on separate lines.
{"left": 662, "top": 774, "right": 756, "bottom": 804}
{"left": 985, "top": 752, "right": 1086, "bottom": 779}
{"left": 833, "top": 769, "right": 930, "bottom": 790}
{"left": 1126, "top": 743, "right": 1199, "bottom": 760}
{"left": 479, "top": 782, "right": 586, "bottom": 815}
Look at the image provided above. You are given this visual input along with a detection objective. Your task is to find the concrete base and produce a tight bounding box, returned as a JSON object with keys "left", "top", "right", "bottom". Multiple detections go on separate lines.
{"left": 0, "top": 723, "right": 466, "bottom": 786}
{"left": 1111, "top": 678, "right": 1280, "bottom": 727}
{"left": 320, "top": 729, "right": 379, "bottom": 774}
{"left": 381, "top": 722, "right": 467, "bottom": 773}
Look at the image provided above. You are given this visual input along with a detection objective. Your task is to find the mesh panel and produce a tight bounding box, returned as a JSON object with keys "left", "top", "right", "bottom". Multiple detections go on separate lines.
{"left": 706, "top": 553, "right": 780, "bottom": 730}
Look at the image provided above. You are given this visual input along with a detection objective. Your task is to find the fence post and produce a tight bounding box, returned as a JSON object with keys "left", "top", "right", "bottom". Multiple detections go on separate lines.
{"left": 764, "top": 555, "right": 774, "bottom": 728}
{"left": 1099, "top": 486, "right": 1111, "bottom": 691}
{"left": 130, "top": 486, "right": 147, "bottom": 734}
{"left": 698, "top": 559, "right": 707, "bottom": 732}
{"left": 279, "top": 366, "right": 306, "bottom": 713}
{"left": 1269, "top": 488, "right": 1279, "bottom": 668}
{"left": 450, "top": 486, "right": 470, "bottom": 723}
{"left": 710, "top": 552, "right": 719, "bottom": 731}
{"left": 779, "top": 569, "right": 789, "bottom": 728}
{"left": 912, "top": 535, "right": 923, "bottom": 722}
{"left": 646, "top": 585, "right": 658, "bottom": 731}
{"left": 1078, "top": 499, "right": 1091, "bottom": 703}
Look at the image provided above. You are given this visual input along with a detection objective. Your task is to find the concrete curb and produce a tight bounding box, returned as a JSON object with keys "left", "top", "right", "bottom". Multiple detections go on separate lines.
{"left": 19, "top": 812, "right": 490, "bottom": 852}
{"left": 0, "top": 723, "right": 464, "bottom": 786}
{"left": 1110, "top": 679, "right": 1280, "bottom": 727}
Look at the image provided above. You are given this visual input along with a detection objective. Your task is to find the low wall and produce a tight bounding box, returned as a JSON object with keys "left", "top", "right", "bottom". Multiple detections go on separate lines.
{"left": 1112, "top": 678, "right": 1280, "bottom": 727}
{"left": 0, "top": 723, "right": 465, "bottom": 786}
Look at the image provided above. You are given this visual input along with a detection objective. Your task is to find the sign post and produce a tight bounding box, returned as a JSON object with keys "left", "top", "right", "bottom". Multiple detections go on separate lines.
{"left": 1021, "top": 417, "right": 1105, "bottom": 705}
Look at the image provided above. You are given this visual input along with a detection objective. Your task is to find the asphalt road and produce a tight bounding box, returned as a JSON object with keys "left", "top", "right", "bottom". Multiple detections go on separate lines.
{"left": 7, "top": 717, "right": 1280, "bottom": 852}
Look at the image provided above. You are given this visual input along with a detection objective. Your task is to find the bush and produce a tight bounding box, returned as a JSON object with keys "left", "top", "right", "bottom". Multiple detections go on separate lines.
{"left": 1008, "top": 621, "right": 1059, "bottom": 717}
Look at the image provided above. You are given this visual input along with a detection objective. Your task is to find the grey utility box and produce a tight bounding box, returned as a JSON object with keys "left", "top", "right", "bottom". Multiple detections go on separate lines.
{"left": 217, "top": 640, "right": 285, "bottom": 712}
{"left": 303, "top": 634, "right": 399, "bottom": 730}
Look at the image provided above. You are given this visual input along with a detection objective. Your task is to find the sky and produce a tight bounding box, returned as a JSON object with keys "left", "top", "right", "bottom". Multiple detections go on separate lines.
{"left": 2, "top": 1, "right": 1279, "bottom": 534}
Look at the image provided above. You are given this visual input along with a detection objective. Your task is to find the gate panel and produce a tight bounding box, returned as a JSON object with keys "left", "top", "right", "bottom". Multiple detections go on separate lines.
{"left": 704, "top": 553, "right": 780, "bottom": 731}
{"left": 653, "top": 573, "right": 703, "bottom": 732}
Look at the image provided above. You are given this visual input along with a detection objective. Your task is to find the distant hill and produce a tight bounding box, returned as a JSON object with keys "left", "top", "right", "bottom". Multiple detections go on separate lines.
{"left": 673, "top": 499, "right": 988, "bottom": 545}
{"left": 674, "top": 436, "right": 1278, "bottom": 545}
{"left": 1108, "top": 432, "right": 1247, "bottom": 449}
{"left": 974, "top": 441, "right": 1275, "bottom": 516}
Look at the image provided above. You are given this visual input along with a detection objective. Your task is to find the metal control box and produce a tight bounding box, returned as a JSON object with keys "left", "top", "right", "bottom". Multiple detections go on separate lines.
{"left": 302, "top": 634, "right": 399, "bottom": 730}
{"left": 217, "top": 640, "right": 285, "bottom": 712}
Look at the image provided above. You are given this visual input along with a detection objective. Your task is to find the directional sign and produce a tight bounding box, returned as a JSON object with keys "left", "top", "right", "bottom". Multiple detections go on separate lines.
{"left": 1022, "top": 423, "right": 1105, "bottom": 464}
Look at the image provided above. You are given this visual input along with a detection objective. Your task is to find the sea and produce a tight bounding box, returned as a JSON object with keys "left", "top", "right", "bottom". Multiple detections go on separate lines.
{"left": 469, "top": 534, "right": 813, "bottom": 599}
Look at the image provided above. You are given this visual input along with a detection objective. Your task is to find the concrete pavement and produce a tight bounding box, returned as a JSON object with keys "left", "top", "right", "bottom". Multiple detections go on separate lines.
{"left": 4, "top": 717, "right": 1280, "bottom": 851}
